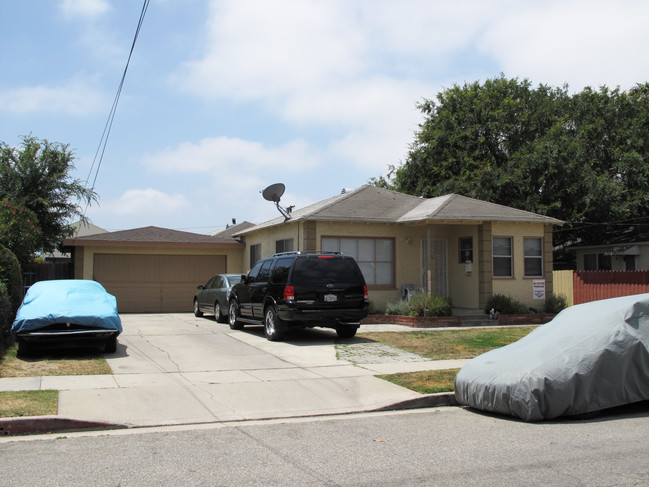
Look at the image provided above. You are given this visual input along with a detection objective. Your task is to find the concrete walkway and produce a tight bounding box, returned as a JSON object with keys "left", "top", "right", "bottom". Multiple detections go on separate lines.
{"left": 0, "top": 315, "right": 467, "bottom": 434}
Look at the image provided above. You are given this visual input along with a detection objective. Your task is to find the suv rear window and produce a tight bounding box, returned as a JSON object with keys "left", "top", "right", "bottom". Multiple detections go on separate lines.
{"left": 291, "top": 257, "right": 361, "bottom": 285}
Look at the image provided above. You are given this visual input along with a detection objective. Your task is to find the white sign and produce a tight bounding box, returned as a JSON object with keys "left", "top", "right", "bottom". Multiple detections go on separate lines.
{"left": 533, "top": 279, "right": 546, "bottom": 300}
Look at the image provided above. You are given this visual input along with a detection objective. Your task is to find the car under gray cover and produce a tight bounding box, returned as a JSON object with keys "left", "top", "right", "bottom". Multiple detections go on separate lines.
{"left": 454, "top": 293, "right": 649, "bottom": 421}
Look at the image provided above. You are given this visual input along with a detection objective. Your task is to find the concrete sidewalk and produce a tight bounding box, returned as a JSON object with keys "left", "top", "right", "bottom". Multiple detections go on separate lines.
{"left": 0, "top": 316, "right": 467, "bottom": 435}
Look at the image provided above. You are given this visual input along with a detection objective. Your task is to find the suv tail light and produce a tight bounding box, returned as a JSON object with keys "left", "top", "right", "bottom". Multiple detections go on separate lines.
{"left": 283, "top": 285, "right": 295, "bottom": 302}
{"left": 363, "top": 285, "right": 368, "bottom": 301}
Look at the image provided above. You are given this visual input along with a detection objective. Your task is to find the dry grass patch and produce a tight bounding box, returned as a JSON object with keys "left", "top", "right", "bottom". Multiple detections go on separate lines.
{"left": 0, "top": 345, "right": 112, "bottom": 378}
{"left": 0, "top": 390, "right": 58, "bottom": 418}
{"left": 358, "top": 326, "right": 537, "bottom": 361}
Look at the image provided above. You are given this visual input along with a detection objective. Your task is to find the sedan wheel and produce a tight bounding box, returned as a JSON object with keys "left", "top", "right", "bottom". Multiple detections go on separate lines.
{"left": 264, "top": 306, "right": 285, "bottom": 342}
{"left": 228, "top": 300, "right": 244, "bottom": 330}
{"left": 214, "top": 302, "right": 226, "bottom": 323}
{"left": 193, "top": 299, "right": 203, "bottom": 317}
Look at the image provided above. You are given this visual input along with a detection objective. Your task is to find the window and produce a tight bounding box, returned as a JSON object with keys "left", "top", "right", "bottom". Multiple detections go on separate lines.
{"left": 584, "top": 253, "right": 612, "bottom": 270}
{"left": 250, "top": 244, "right": 261, "bottom": 267}
{"left": 459, "top": 237, "right": 473, "bottom": 263}
{"left": 271, "top": 257, "right": 293, "bottom": 284}
{"left": 257, "top": 260, "right": 273, "bottom": 282}
{"left": 493, "top": 237, "right": 512, "bottom": 277}
{"left": 322, "top": 237, "right": 393, "bottom": 286}
{"left": 625, "top": 255, "right": 636, "bottom": 271}
{"left": 275, "top": 238, "right": 294, "bottom": 253}
{"left": 524, "top": 238, "right": 543, "bottom": 277}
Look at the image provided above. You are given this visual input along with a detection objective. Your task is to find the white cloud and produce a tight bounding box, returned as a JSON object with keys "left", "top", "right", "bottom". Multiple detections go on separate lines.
{"left": 59, "top": 0, "right": 112, "bottom": 20}
{"left": 0, "top": 78, "right": 107, "bottom": 116}
{"left": 142, "top": 136, "right": 320, "bottom": 173}
{"left": 107, "top": 189, "right": 189, "bottom": 215}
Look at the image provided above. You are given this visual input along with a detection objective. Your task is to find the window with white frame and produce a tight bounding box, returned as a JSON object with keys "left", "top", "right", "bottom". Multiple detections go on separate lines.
{"left": 524, "top": 237, "right": 543, "bottom": 277}
{"left": 321, "top": 237, "right": 394, "bottom": 287}
{"left": 493, "top": 237, "right": 512, "bottom": 277}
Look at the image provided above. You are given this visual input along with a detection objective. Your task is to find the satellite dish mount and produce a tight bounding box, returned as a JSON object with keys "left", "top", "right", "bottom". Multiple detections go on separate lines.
{"left": 261, "top": 183, "right": 293, "bottom": 221}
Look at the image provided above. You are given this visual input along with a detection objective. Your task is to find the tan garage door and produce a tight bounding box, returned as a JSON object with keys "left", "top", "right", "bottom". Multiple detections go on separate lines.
{"left": 94, "top": 254, "right": 226, "bottom": 313}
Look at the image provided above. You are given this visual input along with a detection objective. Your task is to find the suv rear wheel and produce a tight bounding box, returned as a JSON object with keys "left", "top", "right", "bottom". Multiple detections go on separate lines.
{"left": 228, "top": 300, "right": 244, "bottom": 330}
{"left": 264, "top": 306, "right": 285, "bottom": 341}
{"left": 336, "top": 326, "right": 358, "bottom": 339}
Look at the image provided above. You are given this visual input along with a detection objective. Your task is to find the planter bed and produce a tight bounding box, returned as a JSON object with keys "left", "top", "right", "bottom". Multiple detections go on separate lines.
{"left": 361, "top": 314, "right": 461, "bottom": 328}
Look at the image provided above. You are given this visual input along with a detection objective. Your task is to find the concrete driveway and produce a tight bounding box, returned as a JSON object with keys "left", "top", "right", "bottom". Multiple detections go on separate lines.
{"left": 5, "top": 313, "right": 464, "bottom": 429}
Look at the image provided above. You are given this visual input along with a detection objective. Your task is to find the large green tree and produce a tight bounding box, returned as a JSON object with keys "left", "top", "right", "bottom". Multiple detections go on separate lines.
{"left": 0, "top": 135, "right": 97, "bottom": 261}
{"left": 381, "top": 76, "right": 649, "bottom": 248}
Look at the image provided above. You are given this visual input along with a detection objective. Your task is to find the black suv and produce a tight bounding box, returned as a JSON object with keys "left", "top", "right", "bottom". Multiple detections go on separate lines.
{"left": 228, "top": 252, "right": 368, "bottom": 341}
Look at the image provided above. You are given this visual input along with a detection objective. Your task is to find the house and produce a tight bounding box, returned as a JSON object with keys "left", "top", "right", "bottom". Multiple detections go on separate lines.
{"left": 61, "top": 186, "right": 563, "bottom": 314}
{"left": 570, "top": 241, "right": 649, "bottom": 271}
{"left": 62, "top": 226, "right": 243, "bottom": 313}
{"left": 43, "top": 221, "right": 108, "bottom": 262}
{"left": 232, "top": 185, "right": 563, "bottom": 311}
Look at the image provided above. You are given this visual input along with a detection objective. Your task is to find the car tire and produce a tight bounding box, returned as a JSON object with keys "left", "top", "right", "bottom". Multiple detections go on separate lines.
{"left": 105, "top": 335, "right": 118, "bottom": 353}
{"left": 228, "top": 300, "right": 244, "bottom": 330}
{"left": 264, "top": 306, "right": 285, "bottom": 342}
{"left": 214, "top": 302, "right": 226, "bottom": 323}
{"left": 336, "top": 326, "right": 358, "bottom": 339}
{"left": 193, "top": 299, "right": 203, "bottom": 317}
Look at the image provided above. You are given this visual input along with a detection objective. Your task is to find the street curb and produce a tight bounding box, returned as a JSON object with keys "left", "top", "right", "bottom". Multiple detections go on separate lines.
{"left": 0, "top": 416, "right": 128, "bottom": 436}
{"left": 373, "top": 392, "right": 458, "bottom": 412}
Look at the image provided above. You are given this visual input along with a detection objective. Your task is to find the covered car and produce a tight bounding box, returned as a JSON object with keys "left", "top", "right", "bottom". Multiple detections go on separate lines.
{"left": 12, "top": 279, "right": 122, "bottom": 354}
{"left": 454, "top": 293, "right": 649, "bottom": 421}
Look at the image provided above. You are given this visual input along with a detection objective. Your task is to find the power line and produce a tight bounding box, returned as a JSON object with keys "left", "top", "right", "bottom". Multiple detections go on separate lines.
{"left": 85, "top": 0, "right": 150, "bottom": 196}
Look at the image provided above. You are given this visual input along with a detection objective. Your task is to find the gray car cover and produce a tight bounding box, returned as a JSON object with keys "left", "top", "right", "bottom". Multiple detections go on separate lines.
{"left": 454, "top": 293, "right": 649, "bottom": 421}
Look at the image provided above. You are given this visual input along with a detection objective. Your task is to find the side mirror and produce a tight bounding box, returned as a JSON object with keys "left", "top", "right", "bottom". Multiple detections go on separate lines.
{"left": 241, "top": 274, "right": 247, "bottom": 283}
{"left": 197, "top": 285, "right": 205, "bottom": 290}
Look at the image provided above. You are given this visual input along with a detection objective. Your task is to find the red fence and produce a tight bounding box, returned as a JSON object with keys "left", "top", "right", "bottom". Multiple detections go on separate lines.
{"left": 573, "top": 271, "right": 649, "bottom": 304}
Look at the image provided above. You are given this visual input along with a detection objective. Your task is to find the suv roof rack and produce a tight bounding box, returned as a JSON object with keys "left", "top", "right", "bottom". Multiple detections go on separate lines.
{"left": 272, "top": 251, "right": 343, "bottom": 257}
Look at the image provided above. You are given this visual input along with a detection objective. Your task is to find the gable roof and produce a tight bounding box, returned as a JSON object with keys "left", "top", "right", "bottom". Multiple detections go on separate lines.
{"left": 208, "top": 221, "right": 255, "bottom": 238}
{"left": 239, "top": 185, "right": 563, "bottom": 234}
{"left": 62, "top": 226, "right": 243, "bottom": 249}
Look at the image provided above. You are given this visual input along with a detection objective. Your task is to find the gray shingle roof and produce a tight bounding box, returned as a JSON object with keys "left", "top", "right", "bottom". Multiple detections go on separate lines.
{"left": 63, "top": 226, "right": 243, "bottom": 248}
{"left": 241, "top": 185, "right": 563, "bottom": 234}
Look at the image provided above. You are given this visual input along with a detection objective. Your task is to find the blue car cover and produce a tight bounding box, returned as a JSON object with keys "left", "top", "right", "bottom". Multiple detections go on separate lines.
{"left": 12, "top": 279, "right": 122, "bottom": 339}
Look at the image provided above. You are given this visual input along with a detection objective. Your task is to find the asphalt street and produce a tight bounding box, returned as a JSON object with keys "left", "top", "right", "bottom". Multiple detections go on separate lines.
{"left": 2, "top": 405, "right": 649, "bottom": 486}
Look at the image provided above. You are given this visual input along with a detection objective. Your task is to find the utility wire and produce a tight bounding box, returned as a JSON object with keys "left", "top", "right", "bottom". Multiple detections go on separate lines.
{"left": 85, "top": 0, "right": 150, "bottom": 198}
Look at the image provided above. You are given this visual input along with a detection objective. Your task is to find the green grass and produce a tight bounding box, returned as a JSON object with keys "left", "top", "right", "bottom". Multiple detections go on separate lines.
{"left": 360, "top": 326, "right": 537, "bottom": 393}
{"left": 358, "top": 326, "right": 536, "bottom": 360}
{"left": 0, "top": 390, "right": 58, "bottom": 418}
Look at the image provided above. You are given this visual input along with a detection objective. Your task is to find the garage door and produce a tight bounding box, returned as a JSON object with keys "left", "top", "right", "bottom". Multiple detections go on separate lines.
{"left": 94, "top": 254, "right": 227, "bottom": 313}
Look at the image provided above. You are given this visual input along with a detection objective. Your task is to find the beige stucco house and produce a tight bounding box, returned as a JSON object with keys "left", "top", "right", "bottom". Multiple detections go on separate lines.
{"left": 233, "top": 185, "right": 563, "bottom": 311}
{"left": 62, "top": 186, "right": 562, "bottom": 314}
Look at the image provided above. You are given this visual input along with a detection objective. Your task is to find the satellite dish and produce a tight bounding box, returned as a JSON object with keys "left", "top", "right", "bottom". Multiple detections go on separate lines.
{"left": 261, "top": 183, "right": 293, "bottom": 221}
{"left": 262, "top": 183, "right": 285, "bottom": 203}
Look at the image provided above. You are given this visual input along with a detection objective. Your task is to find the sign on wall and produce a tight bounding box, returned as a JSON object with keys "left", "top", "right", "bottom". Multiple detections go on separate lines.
{"left": 533, "top": 279, "right": 546, "bottom": 300}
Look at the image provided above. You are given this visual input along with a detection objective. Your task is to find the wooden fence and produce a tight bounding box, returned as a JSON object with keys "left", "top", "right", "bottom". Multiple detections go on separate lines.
{"left": 553, "top": 270, "right": 649, "bottom": 305}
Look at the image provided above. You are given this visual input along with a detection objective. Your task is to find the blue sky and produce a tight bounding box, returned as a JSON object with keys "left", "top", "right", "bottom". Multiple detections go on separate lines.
{"left": 2, "top": 0, "right": 648, "bottom": 233}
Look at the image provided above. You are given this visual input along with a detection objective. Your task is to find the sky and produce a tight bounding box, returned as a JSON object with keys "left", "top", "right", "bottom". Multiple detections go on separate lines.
{"left": 2, "top": 0, "right": 649, "bottom": 234}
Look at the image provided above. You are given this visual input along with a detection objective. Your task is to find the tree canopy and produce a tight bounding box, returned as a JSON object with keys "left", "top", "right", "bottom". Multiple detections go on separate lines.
{"left": 0, "top": 135, "right": 97, "bottom": 264}
{"left": 377, "top": 76, "right": 649, "bottom": 249}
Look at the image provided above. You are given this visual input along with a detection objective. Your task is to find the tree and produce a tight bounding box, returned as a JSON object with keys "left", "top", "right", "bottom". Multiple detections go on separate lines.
{"left": 381, "top": 76, "right": 649, "bottom": 248}
{"left": 0, "top": 135, "right": 97, "bottom": 259}
{"left": 0, "top": 197, "right": 42, "bottom": 266}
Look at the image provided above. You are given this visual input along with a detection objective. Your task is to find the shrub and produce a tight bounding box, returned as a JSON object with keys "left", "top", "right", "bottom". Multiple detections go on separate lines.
{"left": 485, "top": 294, "right": 528, "bottom": 315}
{"left": 0, "top": 245, "right": 23, "bottom": 315}
{"left": 385, "top": 299, "right": 411, "bottom": 316}
{"left": 408, "top": 292, "right": 453, "bottom": 317}
{"left": 0, "top": 283, "right": 12, "bottom": 351}
{"left": 544, "top": 292, "right": 568, "bottom": 313}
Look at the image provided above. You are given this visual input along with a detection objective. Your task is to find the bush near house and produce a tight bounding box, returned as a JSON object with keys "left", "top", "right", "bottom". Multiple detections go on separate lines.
{"left": 543, "top": 292, "right": 568, "bottom": 314}
{"left": 485, "top": 294, "right": 528, "bottom": 315}
{"left": 385, "top": 292, "right": 453, "bottom": 317}
{"left": 0, "top": 245, "right": 23, "bottom": 353}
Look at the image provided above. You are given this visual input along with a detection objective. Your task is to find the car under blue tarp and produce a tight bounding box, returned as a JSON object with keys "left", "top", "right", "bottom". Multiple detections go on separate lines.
{"left": 11, "top": 279, "right": 122, "bottom": 352}
{"left": 454, "top": 293, "right": 649, "bottom": 421}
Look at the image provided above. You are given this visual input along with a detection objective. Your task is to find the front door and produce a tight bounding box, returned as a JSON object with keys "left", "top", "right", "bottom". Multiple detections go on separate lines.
{"left": 421, "top": 238, "right": 449, "bottom": 297}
